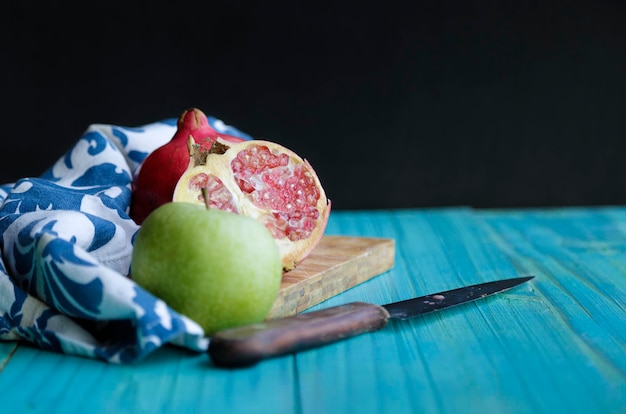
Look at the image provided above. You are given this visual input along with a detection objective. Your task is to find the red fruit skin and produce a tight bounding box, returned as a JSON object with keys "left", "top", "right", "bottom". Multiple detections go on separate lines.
{"left": 130, "top": 108, "right": 245, "bottom": 224}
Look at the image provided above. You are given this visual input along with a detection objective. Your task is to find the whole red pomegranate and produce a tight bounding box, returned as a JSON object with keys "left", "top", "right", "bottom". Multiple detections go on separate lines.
{"left": 173, "top": 136, "right": 331, "bottom": 271}
{"left": 130, "top": 108, "right": 246, "bottom": 224}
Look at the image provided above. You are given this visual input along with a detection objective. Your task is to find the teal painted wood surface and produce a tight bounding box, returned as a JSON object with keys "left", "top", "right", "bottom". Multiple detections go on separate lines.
{"left": 1, "top": 207, "right": 625, "bottom": 414}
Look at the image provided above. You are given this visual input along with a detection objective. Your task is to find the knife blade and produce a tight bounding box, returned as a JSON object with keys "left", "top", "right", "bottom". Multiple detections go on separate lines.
{"left": 208, "top": 275, "right": 534, "bottom": 368}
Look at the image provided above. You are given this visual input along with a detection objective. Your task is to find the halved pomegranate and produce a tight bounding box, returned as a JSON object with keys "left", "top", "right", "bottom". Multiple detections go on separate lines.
{"left": 173, "top": 137, "right": 331, "bottom": 271}
{"left": 130, "top": 108, "right": 246, "bottom": 225}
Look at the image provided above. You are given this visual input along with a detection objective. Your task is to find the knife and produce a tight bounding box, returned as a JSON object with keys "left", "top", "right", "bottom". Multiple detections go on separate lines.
{"left": 208, "top": 275, "right": 534, "bottom": 368}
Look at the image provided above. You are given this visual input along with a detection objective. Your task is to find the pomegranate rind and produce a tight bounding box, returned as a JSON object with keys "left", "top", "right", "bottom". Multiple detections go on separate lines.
{"left": 173, "top": 139, "right": 330, "bottom": 271}
{"left": 129, "top": 108, "right": 246, "bottom": 224}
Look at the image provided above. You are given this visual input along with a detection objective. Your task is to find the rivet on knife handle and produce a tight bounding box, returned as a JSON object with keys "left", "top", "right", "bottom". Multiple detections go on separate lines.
{"left": 208, "top": 302, "right": 390, "bottom": 368}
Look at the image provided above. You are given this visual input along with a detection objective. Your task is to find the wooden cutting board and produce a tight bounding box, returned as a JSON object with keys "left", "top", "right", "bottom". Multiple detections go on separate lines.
{"left": 266, "top": 235, "right": 395, "bottom": 319}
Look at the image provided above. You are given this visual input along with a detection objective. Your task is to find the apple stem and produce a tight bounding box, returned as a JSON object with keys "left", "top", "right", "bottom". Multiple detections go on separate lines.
{"left": 201, "top": 188, "right": 211, "bottom": 210}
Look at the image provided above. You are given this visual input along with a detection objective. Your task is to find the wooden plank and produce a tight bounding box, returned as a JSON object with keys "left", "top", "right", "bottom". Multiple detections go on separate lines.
{"left": 0, "top": 342, "right": 17, "bottom": 370}
{"left": 0, "top": 344, "right": 299, "bottom": 414}
{"left": 267, "top": 235, "right": 395, "bottom": 319}
{"left": 294, "top": 208, "right": 529, "bottom": 414}
{"left": 3, "top": 207, "right": 626, "bottom": 414}
{"left": 294, "top": 208, "right": 626, "bottom": 414}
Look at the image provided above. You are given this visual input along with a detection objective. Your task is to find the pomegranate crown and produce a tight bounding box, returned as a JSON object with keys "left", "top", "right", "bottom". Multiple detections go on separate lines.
{"left": 177, "top": 107, "right": 209, "bottom": 131}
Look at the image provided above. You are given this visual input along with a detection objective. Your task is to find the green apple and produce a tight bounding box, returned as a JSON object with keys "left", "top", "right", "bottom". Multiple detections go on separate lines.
{"left": 130, "top": 201, "right": 283, "bottom": 336}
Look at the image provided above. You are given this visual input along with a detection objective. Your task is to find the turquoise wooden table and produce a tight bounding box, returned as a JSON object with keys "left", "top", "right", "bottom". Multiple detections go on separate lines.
{"left": 1, "top": 206, "right": 625, "bottom": 413}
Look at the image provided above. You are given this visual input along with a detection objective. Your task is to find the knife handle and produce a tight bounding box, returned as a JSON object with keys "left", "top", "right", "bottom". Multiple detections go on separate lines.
{"left": 208, "top": 302, "right": 390, "bottom": 368}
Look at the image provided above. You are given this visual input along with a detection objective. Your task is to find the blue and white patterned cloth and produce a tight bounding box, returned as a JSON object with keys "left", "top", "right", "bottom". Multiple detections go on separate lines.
{"left": 0, "top": 114, "right": 253, "bottom": 363}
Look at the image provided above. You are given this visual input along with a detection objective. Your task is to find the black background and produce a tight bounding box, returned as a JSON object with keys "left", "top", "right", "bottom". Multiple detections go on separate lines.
{"left": 2, "top": 1, "right": 626, "bottom": 210}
